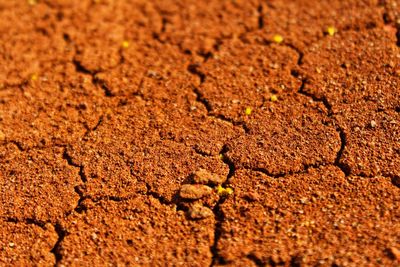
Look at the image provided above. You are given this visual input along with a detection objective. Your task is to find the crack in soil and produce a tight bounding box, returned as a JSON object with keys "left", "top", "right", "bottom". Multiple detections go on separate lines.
{"left": 333, "top": 127, "right": 350, "bottom": 176}
{"left": 246, "top": 253, "right": 264, "bottom": 267}
{"left": 188, "top": 65, "right": 250, "bottom": 133}
{"left": 210, "top": 145, "right": 236, "bottom": 266}
{"left": 185, "top": 37, "right": 349, "bottom": 265}
{"left": 3, "top": 218, "right": 66, "bottom": 267}
{"left": 81, "top": 114, "right": 105, "bottom": 140}
{"left": 257, "top": 4, "right": 265, "bottom": 30}
{"left": 62, "top": 148, "right": 87, "bottom": 183}
{"left": 128, "top": 164, "right": 175, "bottom": 207}
{"left": 9, "top": 140, "right": 25, "bottom": 152}
{"left": 296, "top": 79, "right": 350, "bottom": 176}
{"left": 71, "top": 58, "right": 116, "bottom": 98}
{"left": 286, "top": 43, "right": 304, "bottom": 65}
{"left": 61, "top": 147, "right": 87, "bottom": 215}
{"left": 3, "top": 217, "right": 47, "bottom": 228}
{"left": 50, "top": 223, "right": 66, "bottom": 267}
{"left": 143, "top": 181, "right": 174, "bottom": 206}
{"left": 2, "top": 217, "right": 64, "bottom": 266}
{"left": 291, "top": 64, "right": 348, "bottom": 178}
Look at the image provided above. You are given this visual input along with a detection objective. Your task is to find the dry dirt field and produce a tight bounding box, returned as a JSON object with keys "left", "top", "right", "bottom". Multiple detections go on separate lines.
{"left": 0, "top": 0, "right": 399, "bottom": 266}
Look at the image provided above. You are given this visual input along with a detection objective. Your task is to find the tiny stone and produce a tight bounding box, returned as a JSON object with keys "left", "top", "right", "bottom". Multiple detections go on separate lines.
{"left": 270, "top": 63, "right": 279, "bottom": 69}
{"left": 370, "top": 120, "right": 377, "bottom": 128}
{"left": 191, "top": 169, "right": 226, "bottom": 185}
{"left": 300, "top": 197, "right": 308, "bottom": 204}
{"left": 9, "top": 242, "right": 15, "bottom": 248}
{"left": 179, "top": 184, "right": 213, "bottom": 199}
{"left": 188, "top": 204, "right": 213, "bottom": 220}
{"left": 147, "top": 70, "right": 158, "bottom": 77}
{"left": 91, "top": 233, "right": 98, "bottom": 241}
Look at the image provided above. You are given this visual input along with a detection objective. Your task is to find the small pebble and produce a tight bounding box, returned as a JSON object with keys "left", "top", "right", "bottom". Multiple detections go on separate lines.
{"left": 191, "top": 169, "right": 226, "bottom": 185}
{"left": 91, "top": 233, "right": 98, "bottom": 241}
{"left": 188, "top": 204, "right": 213, "bottom": 220}
{"left": 270, "top": 94, "right": 278, "bottom": 102}
{"left": 179, "top": 184, "right": 213, "bottom": 200}
{"left": 370, "top": 120, "right": 377, "bottom": 128}
{"left": 9, "top": 242, "right": 15, "bottom": 248}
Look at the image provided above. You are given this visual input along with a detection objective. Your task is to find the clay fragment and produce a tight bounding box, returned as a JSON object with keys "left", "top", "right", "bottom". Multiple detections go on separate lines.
{"left": 191, "top": 168, "right": 226, "bottom": 185}
{"left": 179, "top": 184, "right": 213, "bottom": 199}
{"left": 187, "top": 204, "right": 214, "bottom": 220}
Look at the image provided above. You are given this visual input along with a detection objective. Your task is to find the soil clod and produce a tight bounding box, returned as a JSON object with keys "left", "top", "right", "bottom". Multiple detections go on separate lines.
{"left": 191, "top": 169, "right": 227, "bottom": 185}
{"left": 179, "top": 184, "right": 213, "bottom": 200}
{"left": 187, "top": 204, "right": 214, "bottom": 220}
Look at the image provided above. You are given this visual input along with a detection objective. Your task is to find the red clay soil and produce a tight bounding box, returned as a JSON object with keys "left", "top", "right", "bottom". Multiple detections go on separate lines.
{"left": 0, "top": 0, "right": 399, "bottom": 266}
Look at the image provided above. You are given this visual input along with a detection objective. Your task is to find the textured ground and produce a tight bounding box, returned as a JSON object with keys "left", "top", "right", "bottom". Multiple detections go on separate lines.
{"left": 0, "top": 0, "right": 399, "bottom": 266}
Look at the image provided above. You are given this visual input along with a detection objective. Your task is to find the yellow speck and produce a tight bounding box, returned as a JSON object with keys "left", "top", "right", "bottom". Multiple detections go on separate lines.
{"left": 270, "top": 94, "right": 278, "bottom": 102}
{"left": 272, "top": 34, "right": 284, "bottom": 44}
{"left": 219, "top": 154, "right": 224, "bottom": 160}
{"left": 217, "top": 185, "right": 234, "bottom": 196}
{"left": 30, "top": 74, "right": 38, "bottom": 81}
{"left": 326, "top": 26, "right": 337, "bottom": 36}
{"left": 245, "top": 107, "right": 252, "bottom": 115}
{"left": 122, "top": 40, "right": 129, "bottom": 48}
{"left": 28, "top": 0, "right": 37, "bottom": 5}
{"left": 225, "top": 187, "right": 233, "bottom": 195}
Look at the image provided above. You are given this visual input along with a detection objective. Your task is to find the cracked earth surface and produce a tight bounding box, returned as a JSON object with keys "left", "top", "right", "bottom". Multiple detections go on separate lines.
{"left": 0, "top": 0, "right": 399, "bottom": 266}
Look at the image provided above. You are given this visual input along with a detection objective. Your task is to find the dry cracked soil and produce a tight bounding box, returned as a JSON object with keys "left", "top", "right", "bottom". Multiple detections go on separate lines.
{"left": 0, "top": 0, "right": 399, "bottom": 266}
